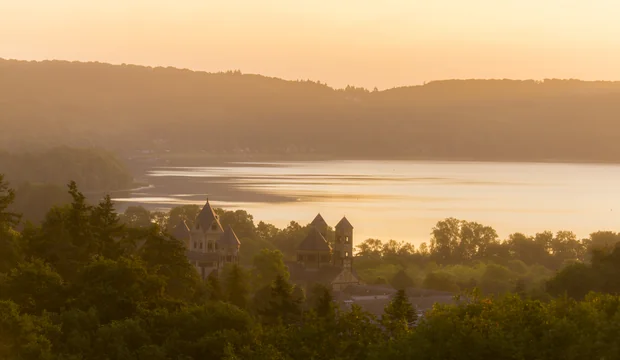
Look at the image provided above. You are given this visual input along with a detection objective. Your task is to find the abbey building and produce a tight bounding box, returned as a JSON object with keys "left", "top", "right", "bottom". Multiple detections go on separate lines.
{"left": 170, "top": 200, "right": 240, "bottom": 279}
{"left": 170, "top": 200, "right": 360, "bottom": 292}
{"left": 286, "top": 213, "right": 360, "bottom": 291}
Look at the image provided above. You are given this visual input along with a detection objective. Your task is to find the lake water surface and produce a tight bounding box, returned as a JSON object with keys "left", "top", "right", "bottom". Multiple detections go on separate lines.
{"left": 113, "top": 160, "right": 620, "bottom": 244}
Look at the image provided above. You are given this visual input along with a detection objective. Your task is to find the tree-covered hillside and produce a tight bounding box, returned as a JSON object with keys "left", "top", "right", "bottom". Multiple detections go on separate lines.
{"left": 2, "top": 174, "right": 620, "bottom": 359}
{"left": 0, "top": 147, "right": 134, "bottom": 191}
{"left": 3, "top": 59, "right": 620, "bottom": 162}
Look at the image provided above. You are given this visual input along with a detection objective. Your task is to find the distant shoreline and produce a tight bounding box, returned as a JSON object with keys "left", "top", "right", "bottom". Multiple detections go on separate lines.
{"left": 113, "top": 153, "right": 620, "bottom": 215}
{"left": 126, "top": 152, "right": 620, "bottom": 170}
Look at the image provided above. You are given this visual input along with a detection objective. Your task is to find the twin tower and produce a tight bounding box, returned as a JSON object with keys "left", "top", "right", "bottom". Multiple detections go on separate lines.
{"left": 296, "top": 213, "right": 354, "bottom": 270}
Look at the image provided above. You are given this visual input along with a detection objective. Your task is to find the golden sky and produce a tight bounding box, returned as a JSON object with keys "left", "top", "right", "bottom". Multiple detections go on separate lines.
{"left": 2, "top": 0, "right": 620, "bottom": 89}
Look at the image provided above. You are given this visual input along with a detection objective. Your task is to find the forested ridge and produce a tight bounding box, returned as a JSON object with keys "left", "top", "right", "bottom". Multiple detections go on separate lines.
{"left": 0, "top": 147, "right": 134, "bottom": 191}
{"left": 4, "top": 59, "right": 620, "bottom": 162}
{"left": 2, "top": 173, "right": 620, "bottom": 359}
{"left": 0, "top": 147, "right": 136, "bottom": 226}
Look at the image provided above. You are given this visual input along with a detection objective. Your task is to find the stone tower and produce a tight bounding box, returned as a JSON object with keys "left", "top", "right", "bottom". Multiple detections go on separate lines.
{"left": 310, "top": 213, "right": 329, "bottom": 239}
{"left": 218, "top": 225, "right": 241, "bottom": 265}
{"left": 190, "top": 199, "right": 224, "bottom": 253}
{"left": 170, "top": 220, "right": 191, "bottom": 248}
{"left": 334, "top": 216, "right": 353, "bottom": 269}
{"left": 297, "top": 226, "right": 332, "bottom": 269}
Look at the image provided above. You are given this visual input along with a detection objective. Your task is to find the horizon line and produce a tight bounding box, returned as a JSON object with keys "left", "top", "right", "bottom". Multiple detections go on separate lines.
{"left": 3, "top": 57, "right": 620, "bottom": 92}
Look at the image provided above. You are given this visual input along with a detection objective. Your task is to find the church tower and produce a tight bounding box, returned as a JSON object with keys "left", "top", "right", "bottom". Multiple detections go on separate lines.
{"left": 334, "top": 216, "right": 353, "bottom": 269}
{"left": 190, "top": 199, "right": 224, "bottom": 253}
{"left": 218, "top": 225, "right": 241, "bottom": 265}
{"left": 310, "top": 213, "right": 329, "bottom": 239}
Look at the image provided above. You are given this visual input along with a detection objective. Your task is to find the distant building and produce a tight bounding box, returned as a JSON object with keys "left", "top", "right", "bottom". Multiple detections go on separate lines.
{"left": 286, "top": 213, "right": 360, "bottom": 292}
{"left": 170, "top": 202, "right": 360, "bottom": 291}
{"left": 171, "top": 199, "right": 240, "bottom": 279}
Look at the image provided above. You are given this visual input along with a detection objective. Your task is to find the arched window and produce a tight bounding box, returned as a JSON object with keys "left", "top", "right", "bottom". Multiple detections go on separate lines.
{"left": 345, "top": 236, "right": 350, "bottom": 243}
{"left": 345, "top": 251, "right": 349, "bottom": 258}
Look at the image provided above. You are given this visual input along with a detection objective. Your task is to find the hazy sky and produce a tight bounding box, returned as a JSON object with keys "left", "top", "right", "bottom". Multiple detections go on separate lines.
{"left": 2, "top": 0, "right": 620, "bottom": 89}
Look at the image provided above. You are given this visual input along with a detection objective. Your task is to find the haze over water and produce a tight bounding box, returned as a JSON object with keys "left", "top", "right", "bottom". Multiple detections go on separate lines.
{"left": 114, "top": 160, "right": 620, "bottom": 244}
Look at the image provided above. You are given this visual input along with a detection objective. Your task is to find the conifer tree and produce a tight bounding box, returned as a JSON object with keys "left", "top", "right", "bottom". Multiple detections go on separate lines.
{"left": 263, "top": 274, "right": 302, "bottom": 325}
{"left": 0, "top": 174, "right": 20, "bottom": 228}
{"left": 207, "top": 270, "right": 224, "bottom": 302}
{"left": 381, "top": 289, "right": 417, "bottom": 336}
{"left": 225, "top": 264, "right": 250, "bottom": 309}
{"left": 90, "top": 194, "right": 124, "bottom": 259}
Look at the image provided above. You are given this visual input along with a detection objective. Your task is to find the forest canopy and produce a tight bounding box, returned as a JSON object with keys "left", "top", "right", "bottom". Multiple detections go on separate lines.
{"left": 0, "top": 146, "right": 135, "bottom": 191}
{"left": 3, "top": 59, "right": 620, "bottom": 163}
{"left": 2, "top": 174, "right": 620, "bottom": 359}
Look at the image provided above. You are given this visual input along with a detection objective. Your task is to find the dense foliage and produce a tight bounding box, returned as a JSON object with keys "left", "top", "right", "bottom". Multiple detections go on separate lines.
{"left": 4, "top": 59, "right": 620, "bottom": 163}
{"left": 122, "top": 206, "right": 620, "bottom": 298}
{"left": 0, "top": 146, "right": 134, "bottom": 191}
{"left": 2, "top": 174, "right": 620, "bottom": 359}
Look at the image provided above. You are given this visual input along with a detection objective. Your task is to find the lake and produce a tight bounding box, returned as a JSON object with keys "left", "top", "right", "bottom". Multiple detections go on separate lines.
{"left": 112, "top": 160, "right": 620, "bottom": 244}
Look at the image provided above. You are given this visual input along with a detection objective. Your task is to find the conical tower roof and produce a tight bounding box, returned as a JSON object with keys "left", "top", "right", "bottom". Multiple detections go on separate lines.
{"left": 310, "top": 213, "right": 328, "bottom": 228}
{"left": 170, "top": 220, "right": 191, "bottom": 240}
{"left": 335, "top": 216, "right": 353, "bottom": 230}
{"left": 195, "top": 199, "right": 223, "bottom": 232}
{"left": 219, "top": 225, "right": 241, "bottom": 247}
{"left": 298, "top": 227, "right": 331, "bottom": 251}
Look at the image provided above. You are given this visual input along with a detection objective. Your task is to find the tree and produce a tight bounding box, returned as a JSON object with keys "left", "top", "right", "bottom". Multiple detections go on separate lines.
{"left": 206, "top": 271, "right": 224, "bottom": 301}
{"left": 307, "top": 283, "right": 336, "bottom": 319}
{"left": 150, "top": 211, "right": 168, "bottom": 231}
{"left": 0, "top": 259, "right": 65, "bottom": 316}
{"left": 589, "top": 231, "right": 620, "bottom": 250}
{"left": 422, "top": 272, "right": 459, "bottom": 292}
{"left": 256, "top": 221, "right": 279, "bottom": 242}
{"left": 390, "top": 269, "right": 415, "bottom": 290}
{"left": 480, "top": 264, "right": 515, "bottom": 294}
{"left": 21, "top": 205, "right": 77, "bottom": 277}
{"left": 268, "top": 221, "right": 309, "bottom": 258}
{"left": 397, "top": 243, "right": 415, "bottom": 257}
{"left": 252, "top": 249, "right": 289, "bottom": 289}
{"left": 0, "top": 300, "right": 55, "bottom": 360}
{"left": 224, "top": 264, "right": 250, "bottom": 309}
{"left": 336, "top": 304, "right": 383, "bottom": 359}
{"left": 140, "top": 230, "right": 202, "bottom": 301}
{"left": 216, "top": 209, "right": 256, "bottom": 240}
{"left": 507, "top": 232, "right": 548, "bottom": 265}
{"left": 430, "top": 218, "right": 499, "bottom": 264}
{"left": 261, "top": 274, "right": 302, "bottom": 325}
{"left": 418, "top": 242, "right": 429, "bottom": 256}
{"left": 72, "top": 256, "right": 166, "bottom": 323}
{"left": 430, "top": 218, "right": 460, "bottom": 263}
{"left": 120, "top": 206, "right": 152, "bottom": 228}
{"left": 168, "top": 204, "right": 201, "bottom": 229}
{"left": 382, "top": 240, "right": 404, "bottom": 256}
{"left": 0, "top": 227, "right": 21, "bottom": 273}
{"left": 382, "top": 289, "right": 417, "bottom": 336}
{"left": 0, "top": 174, "right": 20, "bottom": 228}
{"left": 355, "top": 238, "right": 383, "bottom": 258}
{"left": 67, "top": 181, "right": 93, "bottom": 247}
{"left": 90, "top": 195, "right": 125, "bottom": 259}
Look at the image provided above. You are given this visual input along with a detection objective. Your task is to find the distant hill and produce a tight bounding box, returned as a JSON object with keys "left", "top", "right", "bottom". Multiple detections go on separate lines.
{"left": 0, "top": 146, "right": 134, "bottom": 191}
{"left": 3, "top": 58, "right": 620, "bottom": 163}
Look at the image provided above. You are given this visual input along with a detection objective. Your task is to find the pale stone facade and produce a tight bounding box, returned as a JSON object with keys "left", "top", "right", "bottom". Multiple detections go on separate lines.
{"left": 288, "top": 214, "right": 360, "bottom": 292}
{"left": 171, "top": 204, "right": 359, "bottom": 289}
{"left": 171, "top": 200, "right": 240, "bottom": 279}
